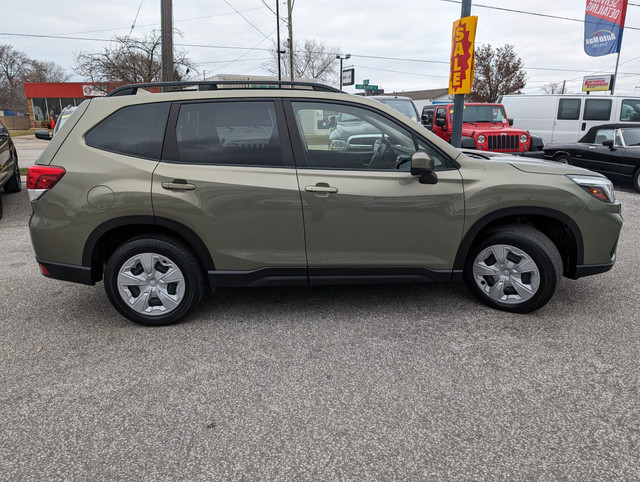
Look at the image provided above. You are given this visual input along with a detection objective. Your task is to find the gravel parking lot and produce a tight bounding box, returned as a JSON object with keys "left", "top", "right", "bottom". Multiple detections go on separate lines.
{"left": 1, "top": 158, "right": 639, "bottom": 479}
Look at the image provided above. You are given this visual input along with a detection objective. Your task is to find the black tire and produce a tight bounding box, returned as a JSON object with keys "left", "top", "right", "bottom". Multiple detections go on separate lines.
{"left": 555, "top": 154, "right": 571, "bottom": 165}
{"left": 633, "top": 169, "right": 640, "bottom": 193}
{"left": 3, "top": 150, "right": 22, "bottom": 193}
{"left": 104, "top": 235, "right": 206, "bottom": 326}
{"left": 464, "top": 225, "right": 563, "bottom": 314}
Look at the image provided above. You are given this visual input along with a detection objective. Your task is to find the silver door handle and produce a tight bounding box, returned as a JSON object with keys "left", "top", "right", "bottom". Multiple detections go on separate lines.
{"left": 162, "top": 181, "right": 196, "bottom": 191}
{"left": 305, "top": 184, "right": 338, "bottom": 193}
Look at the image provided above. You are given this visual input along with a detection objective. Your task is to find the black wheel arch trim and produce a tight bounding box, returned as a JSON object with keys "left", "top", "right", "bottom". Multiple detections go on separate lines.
{"left": 453, "top": 206, "right": 584, "bottom": 273}
{"left": 82, "top": 215, "right": 215, "bottom": 272}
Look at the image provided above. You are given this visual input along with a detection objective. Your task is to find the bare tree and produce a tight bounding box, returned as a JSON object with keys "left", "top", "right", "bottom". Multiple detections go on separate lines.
{"left": 0, "top": 45, "right": 30, "bottom": 110}
{"left": 0, "top": 44, "right": 70, "bottom": 110}
{"left": 468, "top": 44, "right": 527, "bottom": 102}
{"left": 542, "top": 81, "right": 563, "bottom": 94}
{"left": 267, "top": 39, "right": 338, "bottom": 85}
{"left": 74, "top": 31, "right": 194, "bottom": 85}
{"left": 27, "top": 60, "right": 71, "bottom": 83}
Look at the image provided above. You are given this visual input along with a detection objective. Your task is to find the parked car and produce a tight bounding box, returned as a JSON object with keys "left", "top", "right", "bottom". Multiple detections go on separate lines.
{"left": 28, "top": 80, "right": 622, "bottom": 326}
{"left": 328, "top": 95, "right": 420, "bottom": 152}
{"left": 369, "top": 95, "right": 420, "bottom": 123}
{"left": 544, "top": 123, "right": 640, "bottom": 192}
{"left": 35, "top": 105, "right": 79, "bottom": 141}
{"left": 500, "top": 94, "right": 640, "bottom": 144}
{"left": 0, "top": 120, "right": 22, "bottom": 217}
{"left": 420, "top": 102, "right": 542, "bottom": 153}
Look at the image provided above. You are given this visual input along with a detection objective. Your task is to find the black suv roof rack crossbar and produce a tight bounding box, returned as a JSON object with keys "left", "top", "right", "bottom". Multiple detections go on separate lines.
{"left": 106, "top": 80, "right": 342, "bottom": 97}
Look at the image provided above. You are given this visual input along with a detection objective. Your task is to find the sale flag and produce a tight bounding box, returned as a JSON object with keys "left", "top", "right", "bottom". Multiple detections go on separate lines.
{"left": 449, "top": 16, "right": 478, "bottom": 95}
{"left": 584, "top": 0, "right": 628, "bottom": 56}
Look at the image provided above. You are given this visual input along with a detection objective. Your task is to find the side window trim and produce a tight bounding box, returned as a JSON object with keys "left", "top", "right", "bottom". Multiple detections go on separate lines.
{"left": 160, "top": 98, "right": 295, "bottom": 168}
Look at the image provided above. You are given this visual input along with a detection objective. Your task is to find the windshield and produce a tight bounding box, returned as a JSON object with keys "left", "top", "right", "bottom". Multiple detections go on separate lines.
{"left": 622, "top": 128, "right": 640, "bottom": 146}
{"left": 449, "top": 105, "right": 508, "bottom": 123}
{"left": 375, "top": 98, "right": 419, "bottom": 122}
{"left": 53, "top": 108, "right": 77, "bottom": 135}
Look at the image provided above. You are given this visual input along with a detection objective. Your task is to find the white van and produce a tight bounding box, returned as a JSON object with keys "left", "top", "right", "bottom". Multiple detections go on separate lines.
{"left": 499, "top": 94, "right": 640, "bottom": 145}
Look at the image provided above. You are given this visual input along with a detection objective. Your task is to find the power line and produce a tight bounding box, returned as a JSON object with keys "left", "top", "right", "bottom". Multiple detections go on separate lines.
{"left": 438, "top": 0, "right": 640, "bottom": 31}
{"left": 224, "top": 0, "right": 271, "bottom": 41}
{"left": 126, "top": 0, "right": 144, "bottom": 40}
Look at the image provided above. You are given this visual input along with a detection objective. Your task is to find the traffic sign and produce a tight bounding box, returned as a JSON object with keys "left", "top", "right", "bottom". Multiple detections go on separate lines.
{"left": 363, "top": 79, "right": 370, "bottom": 85}
{"left": 355, "top": 84, "right": 378, "bottom": 90}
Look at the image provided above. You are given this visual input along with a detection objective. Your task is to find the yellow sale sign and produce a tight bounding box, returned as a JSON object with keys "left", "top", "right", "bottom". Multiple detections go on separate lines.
{"left": 449, "top": 16, "right": 478, "bottom": 95}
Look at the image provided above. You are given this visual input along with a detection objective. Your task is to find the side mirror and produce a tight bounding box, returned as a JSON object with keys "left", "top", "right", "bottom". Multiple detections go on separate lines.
{"left": 435, "top": 118, "right": 446, "bottom": 128}
{"left": 508, "top": 118, "right": 514, "bottom": 126}
{"left": 411, "top": 151, "right": 438, "bottom": 184}
{"left": 35, "top": 130, "right": 53, "bottom": 141}
{"left": 602, "top": 139, "right": 614, "bottom": 149}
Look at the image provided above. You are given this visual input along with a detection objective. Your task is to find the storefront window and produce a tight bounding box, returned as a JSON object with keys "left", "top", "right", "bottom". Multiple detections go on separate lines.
{"left": 60, "top": 98, "right": 77, "bottom": 109}
{"left": 32, "top": 98, "right": 48, "bottom": 122}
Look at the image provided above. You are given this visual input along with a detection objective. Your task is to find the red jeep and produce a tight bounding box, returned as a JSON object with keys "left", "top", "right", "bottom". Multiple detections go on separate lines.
{"left": 421, "top": 103, "right": 533, "bottom": 153}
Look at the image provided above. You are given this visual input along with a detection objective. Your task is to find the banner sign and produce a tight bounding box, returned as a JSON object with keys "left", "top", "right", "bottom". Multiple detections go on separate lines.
{"left": 449, "top": 16, "right": 478, "bottom": 95}
{"left": 582, "top": 74, "right": 614, "bottom": 91}
{"left": 584, "top": 0, "right": 628, "bottom": 56}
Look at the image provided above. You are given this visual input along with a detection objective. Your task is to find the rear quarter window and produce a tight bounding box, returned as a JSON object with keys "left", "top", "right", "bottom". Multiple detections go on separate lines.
{"left": 86, "top": 102, "right": 170, "bottom": 159}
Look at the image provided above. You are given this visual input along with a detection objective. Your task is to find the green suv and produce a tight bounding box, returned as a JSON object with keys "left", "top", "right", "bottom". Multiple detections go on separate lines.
{"left": 27, "top": 81, "right": 623, "bottom": 326}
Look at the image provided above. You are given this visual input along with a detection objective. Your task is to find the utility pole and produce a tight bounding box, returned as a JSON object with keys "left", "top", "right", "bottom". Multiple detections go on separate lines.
{"left": 337, "top": 54, "right": 351, "bottom": 90}
{"left": 276, "top": 0, "right": 282, "bottom": 81}
{"left": 161, "top": 0, "right": 174, "bottom": 83}
{"left": 450, "top": 0, "right": 472, "bottom": 148}
{"left": 287, "top": 0, "right": 294, "bottom": 81}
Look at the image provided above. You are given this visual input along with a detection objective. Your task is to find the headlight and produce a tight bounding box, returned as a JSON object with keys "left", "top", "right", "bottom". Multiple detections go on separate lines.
{"left": 329, "top": 139, "right": 347, "bottom": 151}
{"left": 477, "top": 134, "right": 486, "bottom": 144}
{"left": 520, "top": 134, "right": 528, "bottom": 143}
{"left": 567, "top": 175, "right": 615, "bottom": 203}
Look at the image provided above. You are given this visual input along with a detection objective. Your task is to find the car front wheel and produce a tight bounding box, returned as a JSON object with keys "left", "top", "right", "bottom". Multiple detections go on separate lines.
{"left": 464, "top": 225, "right": 563, "bottom": 313}
{"left": 104, "top": 235, "right": 206, "bottom": 326}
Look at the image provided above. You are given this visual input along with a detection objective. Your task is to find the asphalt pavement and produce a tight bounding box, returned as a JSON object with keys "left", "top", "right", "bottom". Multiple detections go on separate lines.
{"left": 12, "top": 135, "right": 49, "bottom": 169}
{"left": 1, "top": 142, "right": 639, "bottom": 479}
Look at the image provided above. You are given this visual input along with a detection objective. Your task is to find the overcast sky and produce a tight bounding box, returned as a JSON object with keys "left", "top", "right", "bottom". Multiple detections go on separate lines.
{"left": 2, "top": 0, "right": 640, "bottom": 96}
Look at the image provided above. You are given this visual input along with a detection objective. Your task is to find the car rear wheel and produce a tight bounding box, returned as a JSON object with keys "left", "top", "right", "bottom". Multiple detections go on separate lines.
{"left": 3, "top": 151, "right": 22, "bottom": 193}
{"left": 633, "top": 169, "right": 640, "bottom": 193}
{"left": 464, "top": 225, "right": 562, "bottom": 313}
{"left": 104, "top": 235, "right": 206, "bottom": 326}
{"left": 555, "top": 154, "right": 571, "bottom": 165}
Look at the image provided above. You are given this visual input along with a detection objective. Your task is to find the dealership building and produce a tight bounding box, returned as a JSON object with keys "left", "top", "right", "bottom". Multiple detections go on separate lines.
{"left": 23, "top": 82, "right": 109, "bottom": 128}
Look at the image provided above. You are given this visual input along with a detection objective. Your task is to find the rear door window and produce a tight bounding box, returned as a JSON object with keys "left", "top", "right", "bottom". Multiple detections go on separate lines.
{"left": 583, "top": 99, "right": 612, "bottom": 121}
{"left": 174, "top": 101, "right": 284, "bottom": 166}
{"left": 557, "top": 99, "right": 581, "bottom": 120}
{"left": 86, "top": 102, "right": 170, "bottom": 160}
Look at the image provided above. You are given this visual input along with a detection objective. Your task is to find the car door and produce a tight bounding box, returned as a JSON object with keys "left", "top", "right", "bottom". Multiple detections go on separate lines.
{"left": 575, "top": 128, "right": 630, "bottom": 178}
{"left": 286, "top": 100, "right": 464, "bottom": 283}
{"left": 153, "top": 99, "right": 307, "bottom": 280}
{"left": 552, "top": 97, "right": 582, "bottom": 143}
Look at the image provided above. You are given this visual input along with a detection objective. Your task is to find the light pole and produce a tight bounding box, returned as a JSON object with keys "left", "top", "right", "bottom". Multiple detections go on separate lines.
{"left": 337, "top": 54, "right": 351, "bottom": 90}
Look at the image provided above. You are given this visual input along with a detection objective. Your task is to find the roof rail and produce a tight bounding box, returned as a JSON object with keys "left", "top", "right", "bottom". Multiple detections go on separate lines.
{"left": 106, "top": 80, "right": 342, "bottom": 97}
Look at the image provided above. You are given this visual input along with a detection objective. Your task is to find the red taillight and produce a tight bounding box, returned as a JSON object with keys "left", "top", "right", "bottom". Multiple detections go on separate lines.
{"left": 27, "top": 166, "right": 66, "bottom": 201}
{"left": 39, "top": 264, "right": 50, "bottom": 276}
